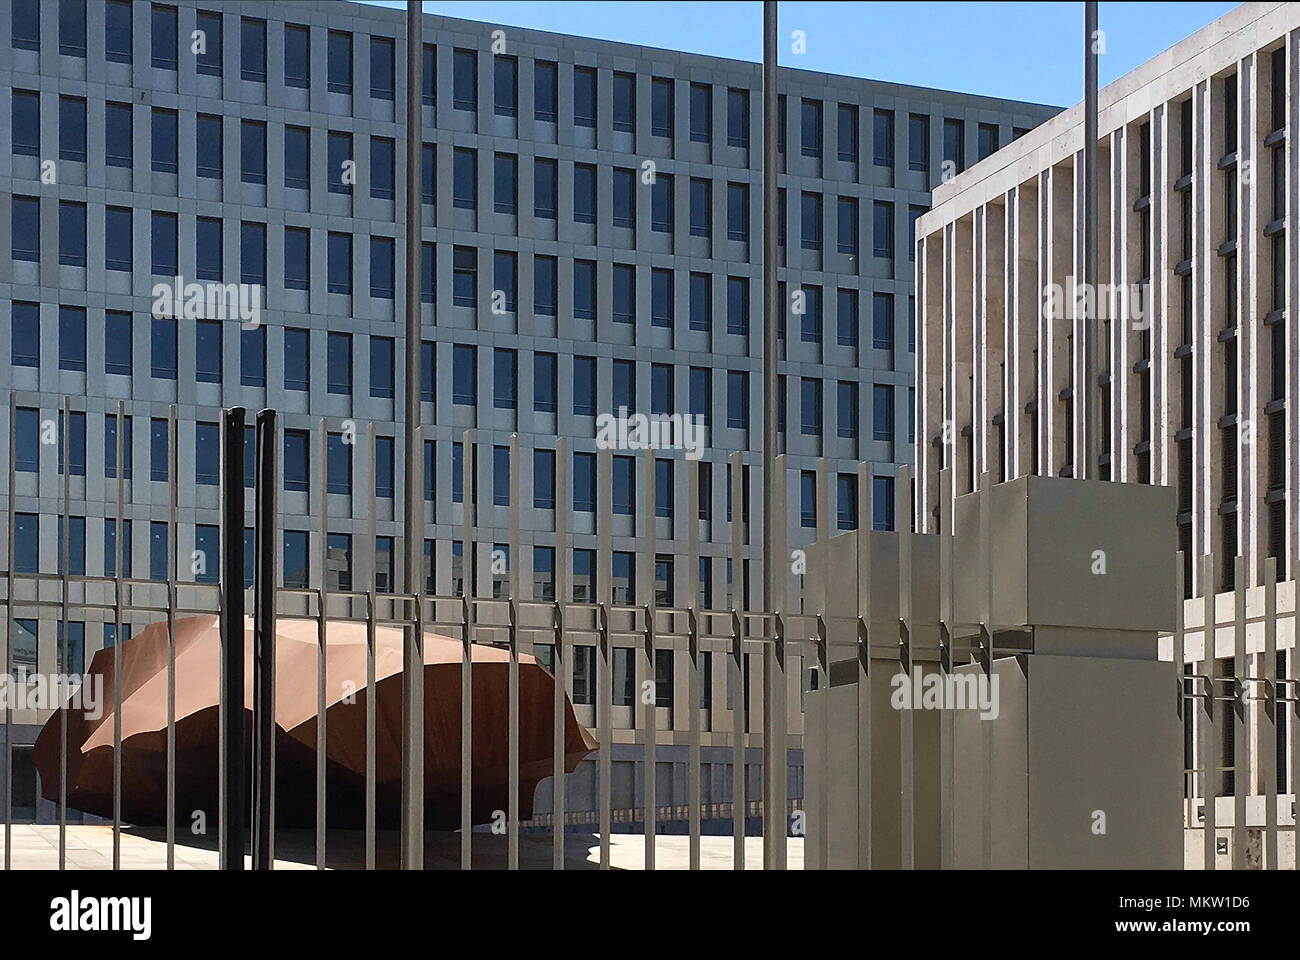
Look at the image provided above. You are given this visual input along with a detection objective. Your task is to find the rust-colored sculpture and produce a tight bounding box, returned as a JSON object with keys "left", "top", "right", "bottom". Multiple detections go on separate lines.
{"left": 32, "top": 616, "right": 597, "bottom": 828}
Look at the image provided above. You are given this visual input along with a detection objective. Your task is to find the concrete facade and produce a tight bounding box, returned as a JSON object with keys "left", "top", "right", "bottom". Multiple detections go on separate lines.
{"left": 914, "top": 1, "right": 1298, "bottom": 836}
{"left": 0, "top": 0, "right": 1057, "bottom": 825}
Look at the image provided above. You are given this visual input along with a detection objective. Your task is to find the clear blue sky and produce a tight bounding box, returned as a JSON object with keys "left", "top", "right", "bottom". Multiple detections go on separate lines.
{"left": 357, "top": 1, "right": 1241, "bottom": 107}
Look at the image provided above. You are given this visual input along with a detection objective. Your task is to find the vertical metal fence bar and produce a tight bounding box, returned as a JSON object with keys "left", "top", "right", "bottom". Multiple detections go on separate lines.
{"left": 731, "top": 450, "right": 747, "bottom": 868}
{"left": 1175, "top": 550, "right": 1187, "bottom": 823}
{"left": 938, "top": 467, "right": 955, "bottom": 869}
{"left": 898, "top": 464, "right": 915, "bottom": 870}
{"left": 315, "top": 420, "right": 328, "bottom": 870}
{"left": 1263, "top": 556, "right": 1277, "bottom": 869}
{"left": 1232, "top": 555, "right": 1246, "bottom": 869}
{"left": 1201, "top": 553, "right": 1217, "bottom": 870}
{"left": 364, "top": 421, "right": 375, "bottom": 871}
{"left": 166, "top": 405, "right": 178, "bottom": 868}
{"left": 59, "top": 397, "right": 69, "bottom": 870}
{"left": 112, "top": 401, "right": 125, "bottom": 870}
{"left": 978, "top": 468, "right": 993, "bottom": 869}
{"left": 411, "top": 424, "right": 426, "bottom": 870}
{"left": 765, "top": 454, "right": 788, "bottom": 870}
{"left": 686, "top": 458, "right": 701, "bottom": 871}
{"left": 813, "top": 457, "right": 830, "bottom": 871}
{"left": 507, "top": 433, "right": 520, "bottom": 870}
{"left": 856, "top": 461, "right": 872, "bottom": 869}
{"left": 253, "top": 410, "right": 278, "bottom": 871}
{"left": 643, "top": 447, "right": 656, "bottom": 870}
{"left": 552, "top": 437, "right": 568, "bottom": 869}
{"left": 597, "top": 446, "right": 613, "bottom": 869}
{"left": 461, "top": 429, "right": 474, "bottom": 871}
{"left": 220, "top": 408, "right": 247, "bottom": 870}
{"left": 4, "top": 395, "right": 15, "bottom": 871}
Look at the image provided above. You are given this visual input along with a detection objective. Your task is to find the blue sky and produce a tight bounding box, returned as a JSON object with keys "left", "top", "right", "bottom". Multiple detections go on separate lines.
{"left": 357, "top": 1, "right": 1241, "bottom": 107}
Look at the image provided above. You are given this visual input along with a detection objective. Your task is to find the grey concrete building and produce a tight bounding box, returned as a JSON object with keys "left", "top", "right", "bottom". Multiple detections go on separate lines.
{"left": 0, "top": 0, "right": 1057, "bottom": 828}
{"left": 915, "top": 1, "right": 1297, "bottom": 843}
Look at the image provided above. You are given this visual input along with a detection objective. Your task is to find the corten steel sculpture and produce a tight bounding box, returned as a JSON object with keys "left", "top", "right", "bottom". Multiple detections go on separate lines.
{"left": 32, "top": 615, "right": 597, "bottom": 829}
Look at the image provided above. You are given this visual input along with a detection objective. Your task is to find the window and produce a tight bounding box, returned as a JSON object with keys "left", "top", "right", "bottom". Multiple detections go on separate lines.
{"left": 195, "top": 10, "right": 221, "bottom": 76}
{"left": 613, "top": 168, "right": 636, "bottom": 227}
{"left": 284, "top": 328, "right": 309, "bottom": 391}
{"left": 283, "top": 531, "right": 309, "bottom": 588}
{"left": 690, "top": 83, "right": 711, "bottom": 142}
{"left": 59, "top": 201, "right": 86, "bottom": 267}
{"left": 106, "top": 102, "right": 133, "bottom": 168}
{"left": 977, "top": 122, "right": 999, "bottom": 161}
{"left": 282, "top": 125, "right": 310, "bottom": 191}
{"left": 151, "top": 4, "right": 178, "bottom": 70}
{"left": 327, "top": 332, "right": 352, "bottom": 395}
{"left": 837, "top": 196, "right": 858, "bottom": 255}
{"left": 873, "top": 385, "right": 895, "bottom": 441}
{"left": 727, "top": 88, "right": 749, "bottom": 147}
{"left": 494, "top": 153, "right": 518, "bottom": 215}
{"left": 370, "top": 337, "right": 394, "bottom": 399}
{"left": 196, "top": 320, "right": 222, "bottom": 383}
{"left": 327, "top": 232, "right": 352, "bottom": 294}
{"left": 612, "top": 457, "right": 635, "bottom": 515}
{"left": 453, "top": 49, "right": 477, "bottom": 111}
{"left": 55, "top": 621, "right": 86, "bottom": 675}
{"left": 493, "top": 348, "right": 517, "bottom": 409}
{"left": 15, "top": 408, "right": 39, "bottom": 473}
{"left": 370, "top": 236, "right": 395, "bottom": 299}
{"left": 613, "top": 264, "right": 635, "bottom": 323}
{"left": 838, "top": 104, "right": 859, "bottom": 162}
{"left": 422, "top": 44, "right": 436, "bottom": 107}
{"left": 452, "top": 344, "right": 476, "bottom": 405}
{"left": 328, "top": 131, "right": 352, "bottom": 195}
{"left": 838, "top": 474, "right": 859, "bottom": 530}
{"left": 651, "top": 269, "right": 674, "bottom": 329}
{"left": 689, "top": 273, "right": 711, "bottom": 332}
{"left": 727, "top": 277, "right": 749, "bottom": 336}
{"left": 573, "top": 356, "right": 596, "bottom": 416}
{"left": 534, "top": 158, "right": 558, "bottom": 219}
{"left": 873, "top": 201, "right": 894, "bottom": 258}
{"left": 150, "top": 418, "right": 169, "bottom": 482}
{"left": 493, "top": 446, "right": 510, "bottom": 505}
{"left": 59, "top": 0, "right": 86, "bottom": 57}
{"left": 838, "top": 381, "right": 859, "bottom": 439}
{"left": 327, "top": 30, "right": 353, "bottom": 95}
{"left": 59, "top": 96, "right": 86, "bottom": 162}
{"left": 574, "top": 66, "right": 596, "bottom": 127}
{"left": 11, "top": 196, "right": 39, "bottom": 262}
{"left": 59, "top": 307, "right": 86, "bottom": 371}
{"left": 873, "top": 109, "right": 894, "bottom": 166}
{"left": 943, "top": 118, "right": 965, "bottom": 174}
{"left": 195, "top": 422, "right": 219, "bottom": 485}
{"left": 574, "top": 163, "right": 596, "bottom": 224}
{"left": 453, "top": 148, "right": 477, "bottom": 210}
{"left": 57, "top": 411, "right": 87, "bottom": 477}
{"left": 240, "top": 326, "right": 265, "bottom": 387}
{"left": 533, "top": 450, "right": 556, "bottom": 509}
{"left": 613, "top": 72, "right": 636, "bottom": 132}
{"left": 370, "top": 36, "right": 395, "bottom": 100}
{"left": 652, "top": 77, "right": 674, "bottom": 136}
{"left": 12, "top": 0, "right": 39, "bottom": 51}
{"left": 727, "top": 182, "right": 749, "bottom": 241}
{"left": 327, "top": 433, "right": 351, "bottom": 495}
{"left": 240, "top": 221, "right": 266, "bottom": 285}
{"left": 284, "top": 24, "right": 310, "bottom": 88}
{"left": 452, "top": 246, "right": 476, "bottom": 307}
{"left": 11, "top": 302, "right": 40, "bottom": 368}
{"left": 801, "top": 471, "right": 817, "bottom": 528}
{"left": 727, "top": 370, "right": 749, "bottom": 428}
{"left": 370, "top": 137, "right": 395, "bottom": 200}
{"left": 151, "top": 108, "right": 178, "bottom": 173}
{"left": 534, "top": 256, "right": 557, "bottom": 317}
{"left": 574, "top": 453, "right": 597, "bottom": 512}
{"left": 283, "top": 431, "right": 308, "bottom": 492}
{"left": 574, "top": 260, "right": 596, "bottom": 320}
{"left": 421, "top": 342, "right": 434, "bottom": 403}
{"left": 689, "top": 179, "right": 712, "bottom": 238}
{"left": 241, "top": 17, "right": 267, "bottom": 82}
{"left": 801, "top": 192, "right": 822, "bottom": 250}
{"left": 651, "top": 364, "right": 674, "bottom": 416}
{"left": 651, "top": 175, "right": 674, "bottom": 233}
{"left": 908, "top": 205, "right": 925, "bottom": 261}
{"left": 872, "top": 476, "right": 895, "bottom": 531}
{"left": 532, "top": 546, "right": 555, "bottom": 601}
{"left": 423, "top": 143, "right": 435, "bottom": 205}
{"left": 104, "top": 518, "right": 132, "bottom": 575}
{"left": 801, "top": 99, "right": 822, "bottom": 158}
{"left": 285, "top": 227, "right": 310, "bottom": 291}
{"left": 801, "top": 378, "right": 823, "bottom": 436}
{"left": 494, "top": 55, "right": 518, "bottom": 117}
{"left": 534, "top": 61, "right": 558, "bottom": 121}
{"left": 196, "top": 114, "right": 222, "bottom": 179}
{"left": 613, "top": 359, "right": 635, "bottom": 412}
{"left": 149, "top": 210, "right": 179, "bottom": 275}
{"left": 534, "top": 353, "right": 557, "bottom": 412}
{"left": 873, "top": 293, "right": 894, "bottom": 351}
{"left": 104, "top": 311, "right": 131, "bottom": 376}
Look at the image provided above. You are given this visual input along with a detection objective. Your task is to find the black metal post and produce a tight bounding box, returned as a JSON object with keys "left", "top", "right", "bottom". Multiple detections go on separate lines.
{"left": 220, "top": 407, "right": 247, "bottom": 869}
{"left": 252, "top": 409, "right": 278, "bottom": 869}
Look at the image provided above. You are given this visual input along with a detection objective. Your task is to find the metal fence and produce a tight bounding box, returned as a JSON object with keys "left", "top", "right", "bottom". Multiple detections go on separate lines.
{"left": 1, "top": 398, "right": 1296, "bottom": 869}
